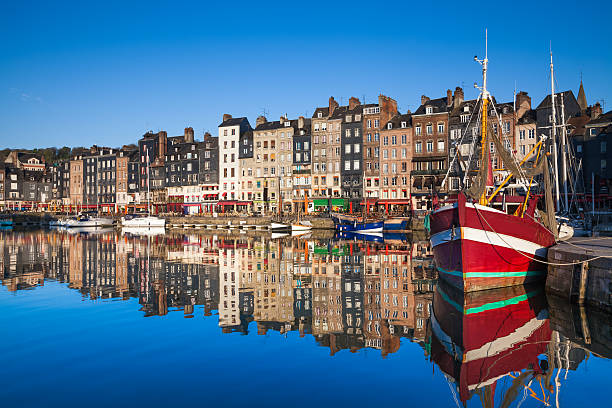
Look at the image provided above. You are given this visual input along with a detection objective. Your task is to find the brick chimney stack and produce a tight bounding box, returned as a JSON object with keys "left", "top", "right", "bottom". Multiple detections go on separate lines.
{"left": 421, "top": 95, "right": 430, "bottom": 105}
{"left": 256, "top": 116, "right": 267, "bottom": 127}
{"left": 329, "top": 96, "right": 339, "bottom": 116}
{"left": 298, "top": 116, "right": 305, "bottom": 129}
{"left": 349, "top": 97, "right": 361, "bottom": 110}
{"left": 453, "top": 87, "right": 464, "bottom": 108}
{"left": 203, "top": 131, "right": 212, "bottom": 140}
{"left": 184, "top": 127, "right": 194, "bottom": 143}
{"left": 447, "top": 89, "right": 452, "bottom": 107}
{"left": 591, "top": 102, "right": 602, "bottom": 119}
{"left": 515, "top": 91, "right": 531, "bottom": 119}
{"left": 223, "top": 113, "right": 232, "bottom": 122}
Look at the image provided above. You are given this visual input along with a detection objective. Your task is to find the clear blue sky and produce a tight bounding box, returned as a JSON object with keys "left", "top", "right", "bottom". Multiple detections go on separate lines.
{"left": 1, "top": 0, "right": 611, "bottom": 149}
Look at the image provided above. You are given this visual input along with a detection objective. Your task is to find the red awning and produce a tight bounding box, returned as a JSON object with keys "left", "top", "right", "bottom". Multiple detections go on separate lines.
{"left": 217, "top": 200, "right": 237, "bottom": 206}
{"left": 236, "top": 201, "right": 252, "bottom": 206}
{"left": 377, "top": 199, "right": 412, "bottom": 204}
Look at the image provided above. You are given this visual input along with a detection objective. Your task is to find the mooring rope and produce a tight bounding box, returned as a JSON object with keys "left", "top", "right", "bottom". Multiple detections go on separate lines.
{"left": 472, "top": 205, "right": 612, "bottom": 266}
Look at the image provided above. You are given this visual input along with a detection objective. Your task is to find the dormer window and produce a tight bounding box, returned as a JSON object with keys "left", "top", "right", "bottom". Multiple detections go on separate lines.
{"left": 426, "top": 106, "right": 433, "bottom": 114}
{"left": 355, "top": 114, "right": 361, "bottom": 121}
{"left": 401, "top": 121, "right": 406, "bottom": 128}
{"left": 387, "top": 123, "right": 392, "bottom": 129}
{"left": 346, "top": 115, "right": 351, "bottom": 122}
{"left": 284, "top": 121, "right": 290, "bottom": 127}
{"left": 318, "top": 112, "right": 323, "bottom": 118}
{"left": 463, "top": 106, "right": 469, "bottom": 112}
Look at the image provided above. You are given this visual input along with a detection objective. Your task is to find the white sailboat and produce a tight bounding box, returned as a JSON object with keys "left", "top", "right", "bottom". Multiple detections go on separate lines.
{"left": 121, "top": 149, "right": 166, "bottom": 228}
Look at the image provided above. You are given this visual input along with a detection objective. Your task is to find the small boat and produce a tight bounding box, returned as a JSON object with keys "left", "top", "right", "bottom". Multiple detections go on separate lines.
{"left": 121, "top": 215, "right": 166, "bottom": 228}
{"left": 66, "top": 214, "right": 114, "bottom": 228}
{"left": 270, "top": 222, "right": 290, "bottom": 232}
{"left": 383, "top": 216, "right": 411, "bottom": 231}
{"left": 0, "top": 218, "right": 14, "bottom": 227}
{"left": 336, "top": 231, "right": 384, "bottom": 243}
{"left": 332, "top": 213, "right": 384, "bottom": 234}
{"left": 292, "top": 220, "right": 312, "bottom": 232}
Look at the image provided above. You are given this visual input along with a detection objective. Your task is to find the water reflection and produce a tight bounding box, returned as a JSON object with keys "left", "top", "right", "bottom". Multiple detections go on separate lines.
{"left": 1, "top": 230, "right": 610, "bottom": 407}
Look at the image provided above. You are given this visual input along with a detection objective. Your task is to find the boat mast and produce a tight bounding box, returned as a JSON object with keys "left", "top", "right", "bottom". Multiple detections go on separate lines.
{"left": 475, "top": 29, "right": 490, "bottom": 206}
{"left": 550, "top": 49, "right": 561, "bottom": 211}
{"left": 560, "top": 92, "right": 569, "bottom": 212}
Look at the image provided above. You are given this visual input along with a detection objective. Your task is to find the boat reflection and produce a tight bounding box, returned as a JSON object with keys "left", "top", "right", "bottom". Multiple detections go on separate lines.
{"left": 432, "top": 282, "right": 553, "bottom": 406}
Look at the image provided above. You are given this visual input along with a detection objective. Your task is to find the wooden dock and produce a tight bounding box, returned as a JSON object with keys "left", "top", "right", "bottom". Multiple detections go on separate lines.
{"left": 546, "top": 237, "right": 612, "bottom": 312}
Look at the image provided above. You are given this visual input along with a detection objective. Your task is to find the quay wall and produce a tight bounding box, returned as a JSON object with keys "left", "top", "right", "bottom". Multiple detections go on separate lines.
{"left": 546, "top": 240, "right": 612, "bottom": 313}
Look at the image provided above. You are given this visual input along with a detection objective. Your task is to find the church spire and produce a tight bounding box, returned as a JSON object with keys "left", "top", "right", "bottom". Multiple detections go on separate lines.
{"left": 577, "top": 76, "right": 587, "bottom": 111}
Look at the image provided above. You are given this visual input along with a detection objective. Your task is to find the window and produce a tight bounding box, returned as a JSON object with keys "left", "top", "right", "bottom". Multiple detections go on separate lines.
{"left": 321, "top": 122, "right": 327, "bottom": 131}
{"left": 374, "top": 119, "right": 379, "bottom": 128}
{"left": 401, "top": 134, "right": 407, "bottom": 144}
{"left": 354, "top": 144, "right": 360, "bottom": 153}
{"left": 528, "top": 129, "right": 535, "bottom": 139}
{"left": 314, "top": 123, "right": 320, "bottom": 131}
{"left": 576, "top": 144, "right": 582, "bottom": 153}
{"left": 504, "top": 121, "right": 511, "bottom": 133}
{"left": 415, "top": 126, "right": 422, "bottom": 136}
{"left": 367, "top": 120, "right": 371, "bottom": 129}
{"left": 461, "top": 114, "right": 469, "bottom": 123}
{"left": 374, "top": 133, "right": 379, "bottom": 142}
{"left": 387, "top": 122, "right": 392, "bottom": 129}
{"left": 383, "top": 136, "right": 388, "bottom": 146}
{"left": 345, "top": 129, "right": 351, "bottom": 137}
{"left": 602, "top": 159, "right": 607, "bottom": 171}
{"left": 426, "top": 140, "right": 433, "bottom": 152}
{"left": 401, "top": 121, "right": 406, "bottom": 128}
{"left": 426, "top": 106, "right": 433, "bottom": 114}
{"left": 415, "top": 142, "right": 422, "bottom": 153}
{"left": 345, "top": 161, "right": 351, "bottom": 170}
{"left": 426, "top": 124, "right": 433, "bottom": 134}
{"left": 391, "top": 135, "right": 397, "bottom": 145}
{"left": 437, "top": 140, "right": 444, "bottom": 151}
{"left": 602, "top": 141, "right": 607, "bottom": 153}
{"left": 345, "top": 144, "right": 351, "bottom": 154}
{"left": 519, "top": 130, "right": 525, "bottom": 140}
{"left": 437, "top": 123, "right": 444, "bottom": 133}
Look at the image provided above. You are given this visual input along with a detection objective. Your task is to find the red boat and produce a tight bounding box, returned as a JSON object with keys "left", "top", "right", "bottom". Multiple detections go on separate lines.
{"left": 430, "top": 193, "right": 556, "bottom": 291}
{"left": 431, "top": 34, "right": 557, "bottom": 292}
{"left": 431, "top": 282, "right": 552, "bottom": 405}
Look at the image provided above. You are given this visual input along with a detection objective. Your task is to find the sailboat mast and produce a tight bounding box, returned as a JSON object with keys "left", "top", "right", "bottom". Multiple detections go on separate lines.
{"left": 478, "top": 30, "right": 490, "bottom": 206}
{"left": 550, "top": 50, "right": 561, "bottom": 211}
{"left": 560, "top": 93, "right": 569, "bottom": 212}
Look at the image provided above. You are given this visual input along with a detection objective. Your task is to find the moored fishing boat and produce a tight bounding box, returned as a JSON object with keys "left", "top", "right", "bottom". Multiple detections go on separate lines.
{"left": 430, "top": 32, "right": 557, "bottom": 292}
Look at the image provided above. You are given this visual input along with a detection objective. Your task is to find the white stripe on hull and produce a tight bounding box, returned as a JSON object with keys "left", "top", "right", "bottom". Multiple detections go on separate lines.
{"left": 430, "top": 226, "right": 548, "bottom": 257}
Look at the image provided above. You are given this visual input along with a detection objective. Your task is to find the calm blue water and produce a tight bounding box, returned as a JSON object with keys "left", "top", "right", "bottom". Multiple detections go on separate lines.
{"left": 0, "top": 230, "right": 610, "bottom": 407}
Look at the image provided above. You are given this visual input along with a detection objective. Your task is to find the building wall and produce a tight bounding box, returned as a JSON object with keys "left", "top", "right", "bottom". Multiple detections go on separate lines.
{"left": 69, "top": 159, "right": 83, "bottom": 205}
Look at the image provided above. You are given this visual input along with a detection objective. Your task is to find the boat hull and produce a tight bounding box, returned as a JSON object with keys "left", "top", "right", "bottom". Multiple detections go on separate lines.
{"left": 383, "top": 217, "right": 410, "bottom": 231}
{"left": 429, "top": 194, "right": 555, "bottom": 292}
{"left": 66, "top": 217, "right": 114, "bottom": 228}
{"left": 121, "top": 216, "right": 166, "bottom": 228}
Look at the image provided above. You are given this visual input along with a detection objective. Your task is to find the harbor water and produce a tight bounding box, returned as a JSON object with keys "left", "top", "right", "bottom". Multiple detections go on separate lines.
{"left": 0, "top": 229, "right": 610, "bottom": 407}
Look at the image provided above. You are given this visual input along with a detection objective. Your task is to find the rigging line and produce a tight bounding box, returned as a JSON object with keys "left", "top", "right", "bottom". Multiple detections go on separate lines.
{"left": 463, "top": 100, "right": 485, "bottom": 186}
{"left": 490, "top": 102, "right": 528, "bottom": 181}
{"left": 442, "top": 93, "right": 483, "bottom": 188}
{"left": 472, "top": 205, "right": 612, "bottom": 266}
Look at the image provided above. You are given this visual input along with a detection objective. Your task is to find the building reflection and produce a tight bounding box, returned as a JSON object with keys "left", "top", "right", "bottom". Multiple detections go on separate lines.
{"left": 1, "top": 229, "right": 610, "bottom": 406}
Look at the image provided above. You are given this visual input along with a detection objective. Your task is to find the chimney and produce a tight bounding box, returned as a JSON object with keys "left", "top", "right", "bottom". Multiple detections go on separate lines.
{"left": 349, "top": 97, "right": 361, "bottom": 110}
{"left": 184, "top": 127, "right": 194, "bottom": 143}
{"left": 222, "top": 113, "right": 232, "bottom": 122}
{"left": 203, "top": 131, "right": 212, "bottom": 140}
{"left": 298, "top": 116, "right": 305, "bottom": 129}
{"left": 256, "top": 116, "right": 268, "bottom": 127}
{"left": 453, "top": 87, "right": 464, "bottom": 107}
{"left": 329, "top": 96, "right": 339, "bottom": 116}
{"left": 447, "top": 89, "right": 452, "bottom": 106}
{"left": 591, "top": 102, "right": 602, "bottom": 119}
{"left": 279, "top": 115, "right": 286, "bottom": 125}
{"left": 515, "top": 91, "right": 531, "bottom": 118}
{"left": 421, "top": 95, "right": 430, "bottom": 105}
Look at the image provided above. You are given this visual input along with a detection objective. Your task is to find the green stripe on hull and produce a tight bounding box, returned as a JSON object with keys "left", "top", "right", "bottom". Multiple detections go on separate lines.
{"left": 437, "top": 285, "right": 542, "bottom": 315}
{"left": 436, "top": 266, "right": 545, "bottom": 278}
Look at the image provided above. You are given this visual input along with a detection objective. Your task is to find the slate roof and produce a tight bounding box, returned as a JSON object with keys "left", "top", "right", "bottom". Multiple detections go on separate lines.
{"left": 585, "top": 110, "right": 612, "bottom": 127}
{"left": 382, "top": 113, "right": 412, "bottom": 129}
{"left": 536, "top": 90, "right": 577, "bottom": 110}
{"left": 413, "top": 97, "right": 451, "bottom": 115}
{"left": 219, "top": 117, "right": 249, "bottom": 127}
{"left": 517, "top": 109, "right": 537, "bottom": 125}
